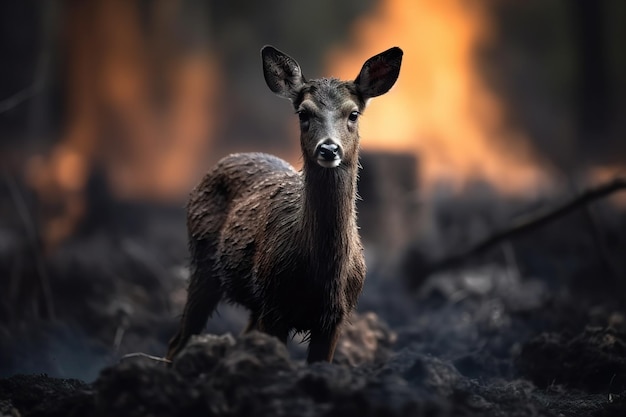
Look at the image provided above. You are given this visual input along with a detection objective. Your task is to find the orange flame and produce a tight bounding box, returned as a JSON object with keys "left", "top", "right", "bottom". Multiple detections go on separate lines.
{"left": 328, "top": 0, "right": 550, "bottom": 195}
{"left": 25, "top": 0, "right": 219, "bottom": 250}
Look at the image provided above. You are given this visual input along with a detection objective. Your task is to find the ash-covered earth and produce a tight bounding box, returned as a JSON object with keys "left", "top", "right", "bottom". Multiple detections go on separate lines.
{"left": 1, "top": 187, "right": 626, "bottom": 416}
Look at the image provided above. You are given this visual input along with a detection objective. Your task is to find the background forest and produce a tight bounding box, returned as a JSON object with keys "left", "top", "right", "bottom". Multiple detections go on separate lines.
{"left": 1, "top": 1, "right": 626, "bottom": 416}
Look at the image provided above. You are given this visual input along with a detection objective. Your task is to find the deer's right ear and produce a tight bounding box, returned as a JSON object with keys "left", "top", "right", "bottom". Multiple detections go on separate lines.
{"left": 262, "top": 46, "right": 305, "bottom": 101}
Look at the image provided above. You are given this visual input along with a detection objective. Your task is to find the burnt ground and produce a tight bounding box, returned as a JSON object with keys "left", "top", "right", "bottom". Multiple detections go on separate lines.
{"left": 1, "top": 180, "right": 626, "bottom": 416}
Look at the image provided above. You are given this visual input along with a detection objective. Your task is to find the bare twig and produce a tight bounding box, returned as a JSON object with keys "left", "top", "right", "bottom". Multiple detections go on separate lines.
{"left": 501, "top": 240, "right": 521, "bottom": 281}
{"left": 113, "top": 325, "right": 127, "bottom": 351}
{"left": 120, "top": 352, "right": 172, "bottom": 364}
{"left": 3, "top": 173, "right": 55, "bottom": 319}
{"left": 0, "top": 83, "right": 43, "bottom": 114}
{"left": 424, "top": 177, "right": 626, "bottom": 276}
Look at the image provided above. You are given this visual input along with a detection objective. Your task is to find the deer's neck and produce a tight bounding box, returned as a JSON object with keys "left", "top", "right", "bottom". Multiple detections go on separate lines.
{"left": 300, "top": 160, "right": 359, "bottom": 256}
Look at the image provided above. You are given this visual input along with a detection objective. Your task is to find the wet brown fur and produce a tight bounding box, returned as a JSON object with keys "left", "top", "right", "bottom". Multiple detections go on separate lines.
{"left": 167, "top": 46, "right": 402, "bottom": 363}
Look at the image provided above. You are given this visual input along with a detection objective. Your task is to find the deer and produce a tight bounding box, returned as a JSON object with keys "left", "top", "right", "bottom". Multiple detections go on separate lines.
{"left": 166, "top": 45, "right": 403, "bottom": 363}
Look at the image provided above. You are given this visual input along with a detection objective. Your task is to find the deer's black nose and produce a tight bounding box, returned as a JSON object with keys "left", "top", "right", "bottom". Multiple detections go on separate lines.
{"left": 315, "top": 140, "right": 343, "bottom": 168}
{"left": 318, "top": 143, "right": 339, "bottom": 161}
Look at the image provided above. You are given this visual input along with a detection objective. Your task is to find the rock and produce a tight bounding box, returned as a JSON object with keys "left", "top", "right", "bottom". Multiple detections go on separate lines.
{"left": 211, "top": 331, "right": 296, "bottom": 389}
{"left": 173, "top": 333, "right": 235, "bottom": 378}
{"left": 335, "top": 312, "right": 397, "bottom": 366}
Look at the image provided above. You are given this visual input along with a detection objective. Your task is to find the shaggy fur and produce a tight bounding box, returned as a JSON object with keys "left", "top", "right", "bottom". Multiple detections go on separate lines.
{"left": 167, "top": 45, "right": 402, "bottom": 363}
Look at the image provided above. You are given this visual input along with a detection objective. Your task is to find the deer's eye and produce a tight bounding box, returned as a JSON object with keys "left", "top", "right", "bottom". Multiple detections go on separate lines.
{"left": 348, "top": 111, "right": 360, "bottom": 122}
{"left": 297, "top": 110, "right": 311, "bottom": 131}
{"left": 297, "top": 110, "right": 310, "bottom": 123}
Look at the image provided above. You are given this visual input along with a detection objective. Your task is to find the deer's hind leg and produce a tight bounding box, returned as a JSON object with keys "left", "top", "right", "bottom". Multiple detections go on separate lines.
{"left": 167, "top": 240, "right": 222, "bottom": 360}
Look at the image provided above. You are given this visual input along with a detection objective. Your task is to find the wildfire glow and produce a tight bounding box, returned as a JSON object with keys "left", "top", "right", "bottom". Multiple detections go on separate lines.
{"left": 25, "top": 0, "right": 219, "bottom": 250}
{"left": 327, "top": 0, "right": 549, "bottom": 194}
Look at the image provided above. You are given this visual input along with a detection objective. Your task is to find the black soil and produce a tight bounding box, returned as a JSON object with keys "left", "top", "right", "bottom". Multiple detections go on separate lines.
{"left": 1, "top": 196, "right": 626, "bottom": 416}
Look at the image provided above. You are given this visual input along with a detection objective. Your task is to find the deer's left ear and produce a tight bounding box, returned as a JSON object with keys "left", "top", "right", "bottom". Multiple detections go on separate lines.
{"left": 355, "top": 47, "right": 403, "bottom": 99}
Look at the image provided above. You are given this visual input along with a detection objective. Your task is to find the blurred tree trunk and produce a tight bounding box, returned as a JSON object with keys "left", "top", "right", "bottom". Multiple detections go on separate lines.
{"left": 29, "top": 0, "right": 217, "bottom": 250}
{"left": 572, "top": 2, "right": 611, "bottom": 154}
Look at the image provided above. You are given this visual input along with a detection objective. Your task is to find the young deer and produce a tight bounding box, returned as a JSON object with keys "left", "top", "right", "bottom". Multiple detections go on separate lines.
{"left": 167, "top": 45, "right": 402, "bottom": 363}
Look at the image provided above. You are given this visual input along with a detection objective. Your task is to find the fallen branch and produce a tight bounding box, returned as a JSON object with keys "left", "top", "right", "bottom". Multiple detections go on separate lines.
{"left": 423, "top": 177, "right": 626, "bottom": 277}
{"left": 120, "top": 352, "right": 172, "bottom": 364}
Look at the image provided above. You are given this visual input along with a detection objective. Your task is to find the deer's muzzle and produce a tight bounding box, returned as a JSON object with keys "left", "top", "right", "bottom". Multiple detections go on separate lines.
{"left": 315, "top": 141, "right": 342, "bottom": 168}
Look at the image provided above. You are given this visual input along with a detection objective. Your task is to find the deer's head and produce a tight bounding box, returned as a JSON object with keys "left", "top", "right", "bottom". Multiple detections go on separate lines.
{"left": 262, "top": 46, "right": 403, "bottom": 169}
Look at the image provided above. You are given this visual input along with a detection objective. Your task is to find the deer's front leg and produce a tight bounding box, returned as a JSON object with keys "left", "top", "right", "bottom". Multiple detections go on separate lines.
{"left": 307, "top": 325, "right": 341, "bottom": 363}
